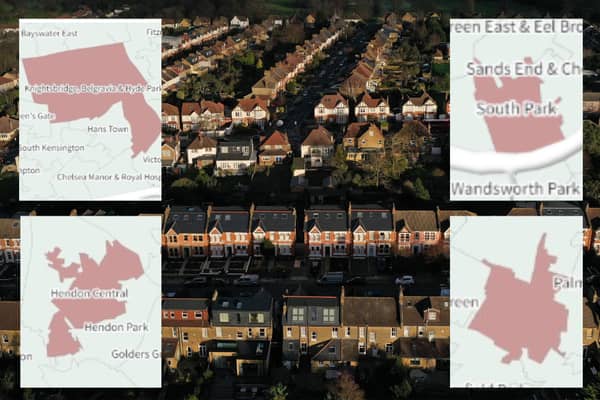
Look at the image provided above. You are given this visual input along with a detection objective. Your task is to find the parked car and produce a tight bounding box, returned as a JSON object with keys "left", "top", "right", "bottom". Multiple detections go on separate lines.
{"left": 317, "top": 271, "right": 344, "bottom": 285}
{"left": 233, "top": 274, "right": 260, "bottom": 286}
{"left": 344, "top": 276, "right": 366, "bottom": 286}
{"left": 395, "top": 275, "right": 415, "bottom": 285}
{"left": 184, "top": 276, "right": 208, "bottom": 287}
{"left": 213, "top": 276, "right": 231, "bottom": 286}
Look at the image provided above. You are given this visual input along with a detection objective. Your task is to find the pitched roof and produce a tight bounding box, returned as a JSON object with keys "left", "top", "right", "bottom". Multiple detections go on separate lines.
{"left": 397, "top": 338, "right": 449, "bottom": 359}
{"left": 588, "top": 207, "right": 600, "bottom": 230}
{"left": 344, "top": 123, "right": 381, "bottom": 141}
{"left": 252, "top": 206, "right": 295, "bottom": 232}
{"left": 162, "top": 103, "right": 179, "bottom": 116}
{"left": 0, "top": 116, "right": 18, "bottom": 132}
{"left": 302, "top": 126, "right": 333, "bottom": 147}
{"left": 163, "top": 298, "right": 210, "bottom": 310}
{"left": 164, "top": 206, "right": 207, "bottom": 234}
{"left": 0, "top": 218, "right": 19, "bottom": 238}
{"left": 358, "top": 92, "right": 387, "bottom": 108}
{"left": 0, "top": 301, "right": 18, "bottom": 330}
{"left": 507, "top": 207, "right": 538, "bottom": 216}
{"left": 401, "top": 295, "right": 449, "bottom": 326}
{"left": 318, "top": 93, "right": 347, "bottom": 109}
{"left": 200, "top": 100, "right": 224, "bottom": 114}
{"left": 351, "top": 204, "right": 393, "bottom": 231}
{"left": 436, "top": 209, "right": 476, "bottom": 231}
{"left": 406, "top": 92, "right": 435, "bottom": 106}
{"left": 584, "top": 297, "right": 599, "bottom": 329}
{"left": 212, "top": 290, "right": 272, "bottom": 312}
{"left": 260, "top": 130, "right": 290, "bottom": 148}
{"left": 342, "top": 296, "right": 398, "bottom": 326}
{"left": 236, "top": 97, "right": 268, "bottom": 112}
{"left": 305, "top": 206, "right": 347, "bottom": 231}
{"left": 395, "top": 210, "right": 438, "bottom": 232}
{"left": 208, "top": 206, "right": 250, "bottom": 232}
{"left": 182, "top": 102, "right": 201, "bottom": 115}
{"left": 188, "top": 134, "right": 217, "bottom": 150}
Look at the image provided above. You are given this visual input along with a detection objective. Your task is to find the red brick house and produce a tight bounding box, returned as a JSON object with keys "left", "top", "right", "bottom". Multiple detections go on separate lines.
{"left": 163, "top": 206, "right": 209, "bottom": 259}
{"left": 395, "top": 210, "right": 440, "bottom": 256}
{"left": 252, "top": 206, "right": 296, "bottom": 256}
{"left": 207, "top": 206, "right": 252, "bottom": 257}
{"left": 304, "top": 206, "right": 351, "bottom": 258}
{"left": 349, "top": 203, "right": 395, "bottom": 257}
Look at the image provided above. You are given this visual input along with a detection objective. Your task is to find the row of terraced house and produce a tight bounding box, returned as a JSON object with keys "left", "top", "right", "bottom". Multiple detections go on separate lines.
{"left": 161, "top": 203, "right": 476, "bottom": 260}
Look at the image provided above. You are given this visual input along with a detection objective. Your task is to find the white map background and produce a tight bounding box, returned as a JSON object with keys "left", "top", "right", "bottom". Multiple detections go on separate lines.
{"left": 20, "top": 216, "right": 162, "bottom": 388}
{"left": 19, "top": 19, "right": 162, "bottom": 201}
{"left": 450, "top": 216, "right": 582, "bottom": 388}
{"left": 450, "top": 19, "right": 582, "bottom": 201}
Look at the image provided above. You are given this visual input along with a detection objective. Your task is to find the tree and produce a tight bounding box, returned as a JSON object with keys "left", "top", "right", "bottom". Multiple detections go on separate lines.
{"left": 262, "top": 239, "right": 275, "bottom": 257}
{"left": 327, "top": 372, "right": 365, "bottom": 400}
{"left": 584, "top": 120, "right": 600, "bottom": 157}
{"left": 390, "top": 380, "right": 412, "bottom": 399}
{"left": 414, "top": 177, "right": 431, "bottom": 200}
{"left": 331, "top": 145, "right": 349, "bottom": 183}
{"left": 268, "top": 382, "right": 288, "bottom": 400}
{"left": 582, "top": 382, "right": 600, "bottom": 400}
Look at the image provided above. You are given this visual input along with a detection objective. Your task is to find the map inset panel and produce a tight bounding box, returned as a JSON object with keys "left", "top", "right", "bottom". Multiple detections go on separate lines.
{"left": 450, "top": 216, "right": 582, "bottom": 388}
{"left": 20, "top": 216, "right": 162, "bottom": 388}
{"left": 450, "top": 19, "right": 582, "bottom": 201}
{"left": 19, "top": 19, "right": 162, "bottom": 201}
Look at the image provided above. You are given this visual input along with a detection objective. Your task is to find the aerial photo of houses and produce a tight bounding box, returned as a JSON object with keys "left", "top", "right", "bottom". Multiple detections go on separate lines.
{"left": 0, "top": 0, "right": 600, "bottom": 399}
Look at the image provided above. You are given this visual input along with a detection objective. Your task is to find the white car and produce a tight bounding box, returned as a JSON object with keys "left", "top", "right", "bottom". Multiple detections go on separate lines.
{"left": 395, "top": 275, "right": 415, "bottom": 286}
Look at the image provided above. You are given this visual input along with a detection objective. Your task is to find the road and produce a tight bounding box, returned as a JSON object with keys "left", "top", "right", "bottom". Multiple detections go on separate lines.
{"left": 277, "top": 23, "right": 378, "bottom": 154}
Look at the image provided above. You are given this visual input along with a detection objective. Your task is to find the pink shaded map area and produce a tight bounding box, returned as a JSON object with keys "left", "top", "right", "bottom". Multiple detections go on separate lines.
{"left": 22, "top": 43, "right": 159, "bottom": 157}
{"left": 469, "top": 234, "right": 568, "bottom": 363}
{"left": 473, "top": 57, "right": 564, "bottom": 153}
{"left": 45, "top": 241, "right": 143, "bottom": 357}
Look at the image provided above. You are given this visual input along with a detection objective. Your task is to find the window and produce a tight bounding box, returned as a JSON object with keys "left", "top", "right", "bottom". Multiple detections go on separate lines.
{"left": 219, "top": 313, "right": 229, "bottom": 323}
{"left": 424, "top": 231, "right": 436, "bottom": 241}
{"left": 172, "top": 328, "right": 177, "bottom": 338}
{"left": 358, "top": 343, "right": 366, "bottom": 354}
{"left": 216, "top": 327, "right": 222, "bottom": 337}
{"left": 248, "top": 328, "right": 253, "bottom": 338}
{"left": 345, "top": 327, "right": 351, "bottom": 337}
{"left": 369, "top": 332, "right": 376, "bottom": 343}
{"left": 311, "top": 331, "right": 317, "bottom": 341}
{"left": 301, "top": 327, "right": 306, "bottom": 338}
{"left": 195, "top": 312, "right": 203, "bottom": 319}
{"left": 427, "top": 310, "right": 437, "bottom": 321}
{"left": 286, "top": 327, "right": 292, "bottom": 337}
{"left": 403, "top": 327, "right": 409, "bottom": 337}
{"left": 182, "top": 312, "right": 188, "bottom": 319}
{"left": 1, "top": 335, "right": 7, "bottom": 344}
{"left": 199, "top": 344, "right": 207, "bottom": 357}
{"left": 163, "top": 311, "right": 169, "bottom": 318}
{"left": 414, "top": 232, "right": 420, "bottom": 240}
{"left": 301, "top": 343, "right": 308, "bottom": 354}
{"left": 291, "top": 307, "right": 304, "bottom": 322}
{"left": 187, "top": 346, "right": 192, "bottom": 357}
{"left": 249, "top": 313, "right": 265, "bottom": 323}
{"left": 259, "top": 328, "right": 266, "bottom": 337}
{"left": 359, "top": 327, "right": 365, "bottom": 338}
{"left": 323, "top": 308, "right": 335, "bottom": 322}
{"left": 202, "top": 328, "right": 208, "bottom": 338}
{"left": 399, "top": 233, "right": 410, "bottom": 243}
{"left": 410, "top": 358, "right": 420, "bottom": 366}
{"left": 170, "top": 312, "right": 175, "bottom": 319}
{"left": 332, "top": 327, "right": 338, "bottom": 338}
{"left": 237, "top": 331, "right": 243, "bottom": 339}
{"left": 328, "top": 346, "right": 336, "bottom": 354}
{"left": 183, "top": 332, "right": 189, "bottom": 342}
{"left": 288, "top": 342, "right": 294, "bottom": 351}
{"left": 385, "top": 343, "right": 393, "bottom": 354}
